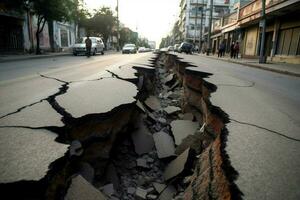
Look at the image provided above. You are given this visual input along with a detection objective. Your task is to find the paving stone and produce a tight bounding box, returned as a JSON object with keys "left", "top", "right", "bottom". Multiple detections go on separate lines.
{"left": 170, "top": 120, "right": 198, "bottom": 145}
{"left": 65, "top": 175, "right": 107, "bottom": 200}
{"left": 0, "top": 128, "right": 68, "bottom": 183}
{"left": 147, "top": 194, "right": 158, "bottom": 199}
{"left": 0, "top": 101, "right": 63, "bottom": 128}
{"left": 56, "top": 79, "right": 137, "bottom": 118}
{"left": 153, "top": 131, "right": 175, "bottom": 158}
{"left": 163, "top": 148, "right": 191, "bottom": 181}
{"left": 144, "top": 96, "right": 161, "bottom": 111}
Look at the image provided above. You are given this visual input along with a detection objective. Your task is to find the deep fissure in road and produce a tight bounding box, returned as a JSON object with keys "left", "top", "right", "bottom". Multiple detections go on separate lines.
{"left": 0, "top": 53, "right": 242, "bottom": 200}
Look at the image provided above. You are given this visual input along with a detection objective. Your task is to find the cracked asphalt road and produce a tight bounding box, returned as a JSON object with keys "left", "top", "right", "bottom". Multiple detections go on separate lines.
{"left": 176, "top": 53, "right": 300, "bottom": 200}
{"left": 0, "top": 52, "right": 153, "bottom": 183}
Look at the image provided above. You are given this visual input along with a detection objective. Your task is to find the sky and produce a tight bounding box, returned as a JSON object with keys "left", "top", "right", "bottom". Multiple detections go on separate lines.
{"left": 84, "top": 0, "right": 180, "bottom": 46}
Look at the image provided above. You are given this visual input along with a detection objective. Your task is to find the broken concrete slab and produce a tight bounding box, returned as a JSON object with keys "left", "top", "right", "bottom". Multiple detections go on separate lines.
{"left": 65, "top": 175, "right": 107, "bottom": 200}
{"left": 100, "top": 183, "right": 114, "bottom": 197}
{"left": 144, "top": 95, "right": 161, "bottom": 111}
{"left": 164, "top": 74, "right": 175, "bottom": 84}
{"left": 108, "top": 64, "right": 137, "bottom": 80}
{"left": 127, "top": 187, "right": 136, "bottom": 194}
{"left": 131, "top": 119, "right": 154, "bottom": 155}
{"left": 0, "top": 101, "right": 64, "bottom": 128}
{"left": 0, "top": 128, "right": 68, "bottom": 183}
{"left": 170, "top": 120, "right": 198, "bottom": 145}
{"left": 56, "top": 79, "right": 137, "bottom": 118}
{"left": 182, "top": 113, "right": 194, "bottom": 121}
{"left": 153, "top": 182, "right": 167, "bottom": 193}
{"left": 153, "top": 131, "right": 175, "bottom": 158}
{"left": 136, "top": 100, "right": 146, "bottom": 113}
{"left": 163, "top": 148, "right": 193, "bottom": 181}
{"left": 158, "top": 185, "right": 176, "bottom": 200}
{"left": 137, "top": 158, "right": 150, "bottom": 169}
{"left": 135, "top": 187, "right": 148, "bottom": 200}
{"left": 163, "top": 106, "right": 181, "bottom": 115}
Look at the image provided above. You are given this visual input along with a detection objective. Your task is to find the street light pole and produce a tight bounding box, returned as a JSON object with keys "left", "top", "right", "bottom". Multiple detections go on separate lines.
{"left": 194, "top": 0, "right": 199, "bottom": 45}
{"left": 207, "top": 0, "right": 213, "bottom": 55}
{"left": 116, "top": 0, "right": 120, "bottom": 51}
{"left": 259, "top": 0, "right": 266, "bottom": 63}
{"left": 198, "top": 0, "right": 204, "bottom": 53}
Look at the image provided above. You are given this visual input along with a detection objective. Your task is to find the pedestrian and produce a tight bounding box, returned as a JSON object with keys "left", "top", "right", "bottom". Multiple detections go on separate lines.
{"left": 85, "top": 36, "right": 92, "bottom": 57}
{"left": 230, "top": 42, "right": 235, "bottom": 58}
{"left": 218, "top": 41, "right": 225, "bottom": 57}
{"left": 233, "top": 42, "right": 239, "bottom": 59}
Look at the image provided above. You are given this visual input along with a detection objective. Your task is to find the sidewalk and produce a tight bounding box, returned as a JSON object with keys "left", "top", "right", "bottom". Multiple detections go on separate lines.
{"left": 197, "top": 54, "right": 300, "bottom": 77}
{"left": 0, "top": 52, "right": 71, "bottom": 63}
{"left": 0, "top": 50, "right": 120, "bottom": 63}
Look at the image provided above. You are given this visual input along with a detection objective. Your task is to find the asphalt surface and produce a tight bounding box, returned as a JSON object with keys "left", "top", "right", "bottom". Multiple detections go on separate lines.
{"left": 176, "top": 53, "right": 300, "bottom": 200}
{"left": 0, "top": 52, "right": 154, "bottom": 183}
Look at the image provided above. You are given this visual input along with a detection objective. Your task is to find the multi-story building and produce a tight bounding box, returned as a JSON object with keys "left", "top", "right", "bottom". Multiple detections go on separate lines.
{"left": 178, "top": 0, "right": 232, "bottom": 48}
{"left": 210, "top": 0, "right": 300, "bottom": 64}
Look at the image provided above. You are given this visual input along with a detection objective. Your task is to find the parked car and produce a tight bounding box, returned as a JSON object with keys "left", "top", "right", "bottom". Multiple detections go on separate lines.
{"left": 73, "top": 37, "right": 104, "bottom": 56}
{"left": 138, "top": 47, "right": 146, "bottom": 53}
{"left": 122, "top": 44, "right": 137, "bottom": 54}
{"left": 178, "top": 42, "right": 193, "bottom": 54}
{"left": 174, "top": 44, "right": 180, "bottom": 52}
{"left": 167, "top": 46, "right": 174, "bottom": 51}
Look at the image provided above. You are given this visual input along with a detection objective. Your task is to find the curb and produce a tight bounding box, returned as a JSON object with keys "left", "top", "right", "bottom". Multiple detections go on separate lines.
{"left": 197, "top": 54, "right": 300, "bottom": 77}
{"left": 0, "top": 53, "right": 71, "bottom": 63}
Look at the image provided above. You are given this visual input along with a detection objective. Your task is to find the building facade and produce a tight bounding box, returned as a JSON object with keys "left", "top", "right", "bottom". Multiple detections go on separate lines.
{"left": 210, "top": 0, "right": 300, "bottom": 64}
{"left": 0, "top": 3, "right": 77, "bottom": 54}
{"left": 179, "top": 0, "right": 232, "bottom": 47}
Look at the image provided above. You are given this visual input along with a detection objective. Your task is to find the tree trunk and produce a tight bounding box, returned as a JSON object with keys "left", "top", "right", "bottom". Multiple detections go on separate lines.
{"left": 35, "top": 16, "right": 46, "bottom": 55}
{"left": 48, "top": 20, "right": 55, "bottom": 52}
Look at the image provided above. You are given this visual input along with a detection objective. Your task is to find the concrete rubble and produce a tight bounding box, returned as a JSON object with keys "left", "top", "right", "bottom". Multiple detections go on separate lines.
{"left": 65, "top": 175, "right": 107, "bottom": 200}
{"left": 170, "top": 120, "right": 199, "bottom": 145}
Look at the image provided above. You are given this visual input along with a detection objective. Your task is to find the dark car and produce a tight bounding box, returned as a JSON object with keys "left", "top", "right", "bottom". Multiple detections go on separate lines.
{"left": 178, "top": 42, "right": 193, "bottom": 54}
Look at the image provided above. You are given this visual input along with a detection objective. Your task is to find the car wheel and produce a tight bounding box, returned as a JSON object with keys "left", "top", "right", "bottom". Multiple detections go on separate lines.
{"left": 101, "top": 51, "right": 104, "bottom": 55}
{"left": 73, "top": 52, "right": 77, "bottom": 56}
{"left": 93, "top": 48, "right": 97, "bottom": 56}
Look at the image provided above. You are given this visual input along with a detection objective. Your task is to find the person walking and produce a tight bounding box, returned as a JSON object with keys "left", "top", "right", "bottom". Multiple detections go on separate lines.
{"left": 218, "top": 41, "right": 225, "bottom": 57}
{"left": 230, "top": 42, "right": 235, "bottom": 58}
{"left": 233, "top": 42, "right": 239, "bottom": 59}
{"left": 85, "top": 36, "right": 92, "bottom": 57}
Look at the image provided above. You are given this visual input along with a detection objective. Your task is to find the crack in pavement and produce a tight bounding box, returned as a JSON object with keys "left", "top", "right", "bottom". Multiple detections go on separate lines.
{"left": 0, "top": 99, "right": 44, "bottom": 120}
{"left": 230, "top": 118, "right": 300, "bottom": 142}
{"left": 38, "top": 73, "right": 69, "bottom": 84}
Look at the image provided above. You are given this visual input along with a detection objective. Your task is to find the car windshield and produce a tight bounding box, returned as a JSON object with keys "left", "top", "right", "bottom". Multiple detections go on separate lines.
{"left": 124, "top": 44, "right": 135, "bottom": 48}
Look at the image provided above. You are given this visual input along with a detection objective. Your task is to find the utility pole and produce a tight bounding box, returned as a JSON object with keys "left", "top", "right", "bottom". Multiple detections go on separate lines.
{"left": 259, "top": 0, "right": 266, "bottom": 63}
{"left": 206, "top": 0, "right": 213, "bottom": 55}
{"left": 198, "top": 0, "right": 204, "bottom": 53}
{"left": 116, "top": 0, "right": 120, "bottom": 51}
{"left": 194, "top": 0, "right": 199, "bottom": 45}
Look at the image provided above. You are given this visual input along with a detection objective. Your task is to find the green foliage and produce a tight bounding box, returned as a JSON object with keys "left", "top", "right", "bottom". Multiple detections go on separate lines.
{"left": 85, "top": 7, "right": 116, "bottom": 44}
{"left": 119, "top": 28, "right": 138, "bottom": 47}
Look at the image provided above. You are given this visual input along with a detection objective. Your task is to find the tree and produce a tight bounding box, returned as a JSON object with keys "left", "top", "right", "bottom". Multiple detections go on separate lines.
{"left": 32, "top": 0, "right": 78, "bottom": 54}
{"left": 87, "top": 7, "right": 116, "bottom": 46}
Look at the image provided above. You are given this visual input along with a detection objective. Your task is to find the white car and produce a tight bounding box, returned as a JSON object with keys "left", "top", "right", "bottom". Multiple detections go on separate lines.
{"left": 122, "top": 44, "right": 137, "bottom": 54}
{"left": 73, "top": 37, "right": 105, "bottom": 56}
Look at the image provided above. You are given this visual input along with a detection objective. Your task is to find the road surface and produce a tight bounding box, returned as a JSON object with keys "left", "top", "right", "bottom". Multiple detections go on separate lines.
{"left": 176, "top": 53, "right": 300, "bottom": 200}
